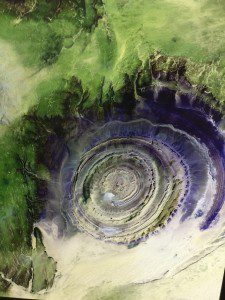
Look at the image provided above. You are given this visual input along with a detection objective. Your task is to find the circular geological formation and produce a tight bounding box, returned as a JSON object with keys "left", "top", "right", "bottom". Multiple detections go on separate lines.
{"left": 57, "top": 106, "right": 225, "bottom": 244}
{"left": 51, "top": 86, "right": 225, "bottom": 247}
{"left": 72, "top": 133, "right": 187, "bottom": 244}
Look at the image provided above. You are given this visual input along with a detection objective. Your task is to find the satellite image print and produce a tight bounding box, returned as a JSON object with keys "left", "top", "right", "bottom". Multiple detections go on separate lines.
{"left": 0, "top": 1, "right": 225, "bottom": 300}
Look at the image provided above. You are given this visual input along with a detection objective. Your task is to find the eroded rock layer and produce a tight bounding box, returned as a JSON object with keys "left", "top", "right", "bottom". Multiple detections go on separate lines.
{"left": 55, "top": 85, "right": 225, "bottom": 245}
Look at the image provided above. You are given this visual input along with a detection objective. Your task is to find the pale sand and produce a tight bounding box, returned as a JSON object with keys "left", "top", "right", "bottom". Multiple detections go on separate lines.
{"left": 9, "top": 211, "right": 225, "bottom": 300}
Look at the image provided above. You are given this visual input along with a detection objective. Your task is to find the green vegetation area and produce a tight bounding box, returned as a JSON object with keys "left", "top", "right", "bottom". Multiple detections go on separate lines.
{"left": 0, "top": 0, "right": 225, "bottom": 293}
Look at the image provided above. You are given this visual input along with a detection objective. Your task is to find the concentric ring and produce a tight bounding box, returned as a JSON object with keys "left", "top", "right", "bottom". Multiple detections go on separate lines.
{"left": 57, "top": 118, "right": 219, "bottom": 244}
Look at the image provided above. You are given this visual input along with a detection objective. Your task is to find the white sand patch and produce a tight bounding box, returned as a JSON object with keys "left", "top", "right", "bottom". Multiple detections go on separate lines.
{"left": 0, "top": 39, "right": 47, "bottom": 133}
